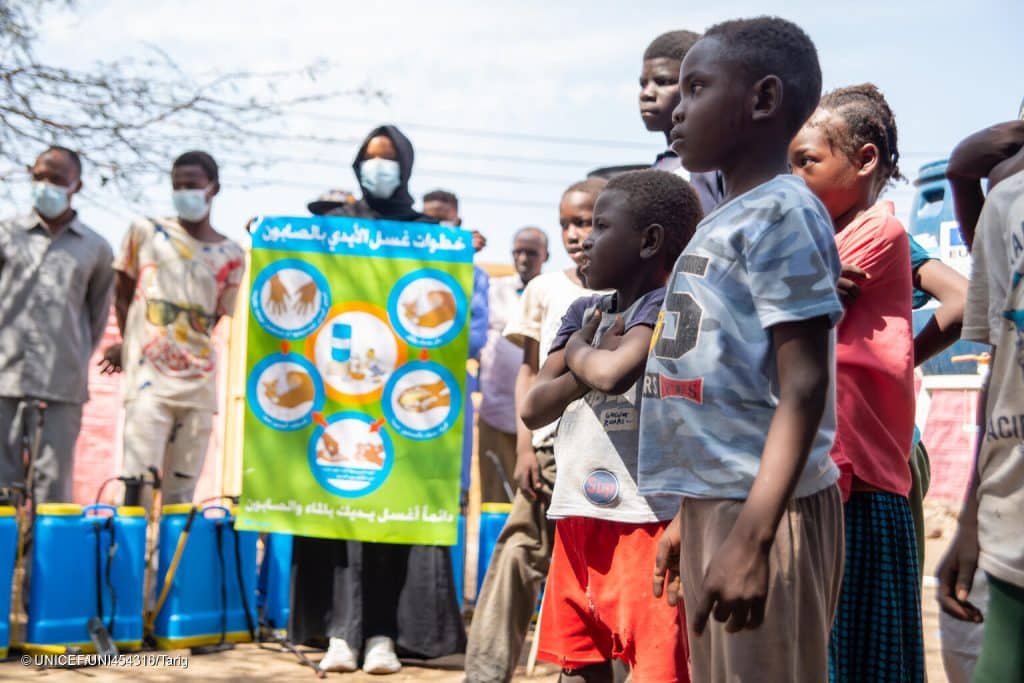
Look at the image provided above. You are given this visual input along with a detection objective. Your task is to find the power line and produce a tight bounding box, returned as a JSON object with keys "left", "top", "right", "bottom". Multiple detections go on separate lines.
{"left": 288, "top": 111, "right": 653, "bottom": 150}
{"left": 225, "top": 147, "right": 619, "bottom": 170}
{"left": 220, "top": 175, "right": 556, "bottom": 209}
{"left": 219, "top": 156, "right": 573, "bottom": 186}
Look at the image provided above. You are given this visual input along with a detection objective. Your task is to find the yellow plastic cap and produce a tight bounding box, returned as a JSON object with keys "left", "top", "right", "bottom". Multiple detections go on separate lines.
{"left": 36, "top": 503, "right": 83, "bottom": 516}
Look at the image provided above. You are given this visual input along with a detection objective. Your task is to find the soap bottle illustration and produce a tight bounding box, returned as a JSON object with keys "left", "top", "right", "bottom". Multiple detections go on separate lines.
{"left": 329, "top": 322, "right": 352, "bottom": 375}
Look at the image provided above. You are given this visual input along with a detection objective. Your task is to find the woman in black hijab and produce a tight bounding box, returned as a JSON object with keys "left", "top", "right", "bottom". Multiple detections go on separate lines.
{"left": 289, "top": 125, "right": 465, "bottom": 675}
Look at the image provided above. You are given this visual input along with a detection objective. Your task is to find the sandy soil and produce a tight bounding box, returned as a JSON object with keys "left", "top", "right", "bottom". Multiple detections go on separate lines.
{"left": 0, "top": 501, "right": 966, "bottom": 682}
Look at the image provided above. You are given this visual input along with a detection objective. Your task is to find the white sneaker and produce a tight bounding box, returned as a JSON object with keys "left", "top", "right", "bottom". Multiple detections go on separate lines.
{"left": 362, "top": 635, "right": 402, "bottom": 674}
{"left": 319, "top": 637, "right": 358, "bottom": 673}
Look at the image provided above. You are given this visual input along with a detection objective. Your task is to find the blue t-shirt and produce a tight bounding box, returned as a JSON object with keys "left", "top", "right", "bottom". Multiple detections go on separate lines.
{"left": 908, "top": 233, "right": 935, "bottom": 310}
{"left": 637, "top": 175, "right": 844, "bottom": 500}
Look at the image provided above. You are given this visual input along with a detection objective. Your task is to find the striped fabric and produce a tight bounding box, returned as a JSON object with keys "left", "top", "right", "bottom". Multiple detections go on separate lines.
{"left": 829, "top": 491, "right": 925, "bottom": 683}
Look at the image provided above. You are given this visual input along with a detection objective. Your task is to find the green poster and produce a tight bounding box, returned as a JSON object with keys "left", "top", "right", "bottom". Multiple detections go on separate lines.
{"left": 236, "top": 216, "right": 473, "bottom": 545}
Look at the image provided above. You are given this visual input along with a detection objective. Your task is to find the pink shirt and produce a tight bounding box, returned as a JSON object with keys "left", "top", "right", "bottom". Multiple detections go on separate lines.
{"left": 831, "top": 201, "right": 915, "bottom": 498}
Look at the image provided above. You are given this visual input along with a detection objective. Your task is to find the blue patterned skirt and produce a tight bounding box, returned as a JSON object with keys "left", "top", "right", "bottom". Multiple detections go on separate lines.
{"left": 829, "top": 491, "right": 925, "bottom": 683}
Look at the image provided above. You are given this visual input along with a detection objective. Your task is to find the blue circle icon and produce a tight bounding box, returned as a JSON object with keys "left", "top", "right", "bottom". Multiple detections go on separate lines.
{"left": 307, "top": 412, "right": 394, "bottom": 498}
{"left": 386, "top": 268, "right": 467, "bottom": 348}
{"left": 381, "top": 361, "right": 462, "bottom": 441}
{"left": 251, "top": 259, "right": 331, "bottom": 340}
{"left": 247, "top": 353, "right": 325, "bottom": 431}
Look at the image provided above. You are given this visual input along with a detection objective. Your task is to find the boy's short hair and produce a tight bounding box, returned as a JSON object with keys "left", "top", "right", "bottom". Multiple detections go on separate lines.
{"left": 514, "top": 225, "right": 549, "bottom": 249}
{"left": 643, "top": 30, "right": 701, "bottom": 62}
{"left": 42, "top": 145, "right": 82, "bottom": 176}
{"left": 704, "top": 16, "right": 822, "bottom": 137}
{"left": 173, "top": 150, "right": 219, "bottom": 183}
{"left": 423, "top": 189, "right": 459, "bottom": 209}
{"left": 563, "top": 177, "right": 608, "bottom": 199}
{"left": 604, "top": 169, "right": 702, "bottom": 265}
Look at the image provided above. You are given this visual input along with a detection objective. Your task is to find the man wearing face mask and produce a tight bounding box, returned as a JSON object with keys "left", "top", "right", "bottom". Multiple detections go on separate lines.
{"left": 290, "top": 126, "right": 465, "bottom": 676}
{"left": 101, "top": 150, "right": 244, "bottom": 506}
{"left": 0, "top": 146, "right": 114, "bottom": 505}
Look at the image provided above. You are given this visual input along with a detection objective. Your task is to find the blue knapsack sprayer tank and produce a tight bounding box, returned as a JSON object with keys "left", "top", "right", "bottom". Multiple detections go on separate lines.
{"left": 0, "top": 503, "right": 16, "bottom": 658}
{"left": 0, "top": 444, "right": 269, "bottom": 665}
{"left": 23, "top": 503, "right": 147, "bottom": 653}
{"left": 150, "top": 502, "right": 258, "bottom": 650}
{"left": 0, "top": 407, "right": 320, "bottom": 674}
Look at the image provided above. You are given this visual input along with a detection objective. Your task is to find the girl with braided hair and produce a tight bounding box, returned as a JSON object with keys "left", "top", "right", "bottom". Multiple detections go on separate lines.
{"left": 790, "top": 83, "right": 925, "bottom": 683}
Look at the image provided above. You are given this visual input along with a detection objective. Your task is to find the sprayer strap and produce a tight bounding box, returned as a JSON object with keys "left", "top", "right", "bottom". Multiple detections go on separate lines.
{"left": 230, "top": 525, "right": 257, "bottom": 642}
{"left": 93, "top": 521, "right": 104, "bottom": 623}
{"left": 214, "top": 520, "right": 228, "bottom": 646}
{"left": 105, "top": 518, "right": 117, "bottom": 636}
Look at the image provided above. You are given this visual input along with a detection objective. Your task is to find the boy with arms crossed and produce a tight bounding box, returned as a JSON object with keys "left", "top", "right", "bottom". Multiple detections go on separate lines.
{"left": 521, "top": 170, "right": 702, "bottom": 682}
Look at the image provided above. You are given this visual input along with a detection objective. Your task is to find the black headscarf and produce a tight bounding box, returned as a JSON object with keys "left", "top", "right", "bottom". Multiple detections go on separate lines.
{"left": 352, "top": 124, "right": 432, "bottom": 222}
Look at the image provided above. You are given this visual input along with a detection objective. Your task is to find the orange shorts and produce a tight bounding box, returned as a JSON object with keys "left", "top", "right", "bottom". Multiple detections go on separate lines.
{"left": 537, "top": 517, "right": 689, "bottom": 681}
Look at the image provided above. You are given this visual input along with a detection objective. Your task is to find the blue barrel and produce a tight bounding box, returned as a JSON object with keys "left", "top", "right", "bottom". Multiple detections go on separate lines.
{"left": 153, "top": 504, "right": 258, "bottom": 650}
{"left": 907, "top": 160, "right": 988, "bottom": 374}
{"left": 476, "top": 503, "right": 511, "bottom": 594}
{"left": 257, "top": 533, "right": 292, "bottom": 632}
{"left": 450, "top": 514, "right": 465, "bottom": 607}
{"left": 0, "top": 506, "right": 16, "bottom": 657}
{"left": 25, "top": 504, "right": 146, "bottom": 653}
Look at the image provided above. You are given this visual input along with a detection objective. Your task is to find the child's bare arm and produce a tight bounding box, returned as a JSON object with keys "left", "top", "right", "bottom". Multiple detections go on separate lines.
{"left": 692, "top": 316, "right": 831, "bottom": 634}
{"left": 913, "top": 259, "right": 967, "bottom": 365}
{"left": 513, "top": 339, "right": 542, "bottom": 500}
{"left": 947, "top": 121, "right": 1024, "bottom": 247}
{"left": 936, "top": 347, "right": 989, "bottom": 623}
{"left": 564, "top": 312, "right": 654, "bottom": 395}
{"left": 520, "top": 349, "right": 588, "bottom": 430}
{"left": 989, "top": 145, "right": 1024, "bottom": 189}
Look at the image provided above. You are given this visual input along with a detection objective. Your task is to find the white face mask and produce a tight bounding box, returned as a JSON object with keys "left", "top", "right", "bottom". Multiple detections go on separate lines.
{"left": 32, "top": 181, "right": 71, "bottom": 219}
{"left": 359, "top": 158, "right": 401, "bottom": 199}
{"left": 172, "top": 187, "right": 211, "bottom": 222}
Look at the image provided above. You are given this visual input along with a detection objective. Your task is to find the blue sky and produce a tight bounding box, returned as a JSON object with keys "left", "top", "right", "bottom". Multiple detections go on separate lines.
{"left": 17, "top": 0, "right": 1024, "bottom": 269}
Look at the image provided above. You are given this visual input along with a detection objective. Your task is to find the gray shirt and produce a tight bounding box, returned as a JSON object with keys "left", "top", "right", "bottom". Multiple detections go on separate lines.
{"left": 547, "top": 289, "right": 680, "bottom": 523}
{"left": 652, "top": 150, "right": 724, "bottom": 216}
{"left": 0, "top": 212, "right": 115, "bottom": 404}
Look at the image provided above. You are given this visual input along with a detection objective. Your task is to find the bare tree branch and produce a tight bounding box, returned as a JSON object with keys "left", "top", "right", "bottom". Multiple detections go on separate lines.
{"left": 0, "top": 0, "right": 383, "bottom": 200}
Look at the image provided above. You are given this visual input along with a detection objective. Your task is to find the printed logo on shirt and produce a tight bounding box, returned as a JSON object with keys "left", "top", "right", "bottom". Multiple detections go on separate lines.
{"left": 1005, "top": 271, "right": 1024, "bottom": 381}
{"left": 678, "top": 254, "right": 709, "bottom": 276}
{"left": 985, "top": 413, "right": 1024, "bottom": 442}
{"left": 582, "top": 469, "right": 620, "bottom": 506}
{"left": 653, "top": 288, "right": 704, "bottom": 361}
{"left": 600, "top": 406, "right": 637, "bottom": 432}
{"left": 643, "top": 372, "right": 704, "bottom": 404}
{"left": 651, "top": 310, "right": 664, "bottom": 352}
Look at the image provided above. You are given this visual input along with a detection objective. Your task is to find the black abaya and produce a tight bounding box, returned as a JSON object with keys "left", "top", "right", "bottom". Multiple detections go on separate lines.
{"left": 287, "top": 124, "right": 466, "bottom": 657}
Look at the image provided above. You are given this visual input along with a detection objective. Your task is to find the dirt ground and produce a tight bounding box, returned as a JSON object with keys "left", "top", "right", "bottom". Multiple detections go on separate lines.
{"left": 0, "top": 502, "right": 965, "bottom": 682}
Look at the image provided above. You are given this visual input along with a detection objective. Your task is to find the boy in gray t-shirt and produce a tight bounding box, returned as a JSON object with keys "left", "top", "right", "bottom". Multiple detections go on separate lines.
{"left": 520, "top": 170, "right": 702, "bottom": 681}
